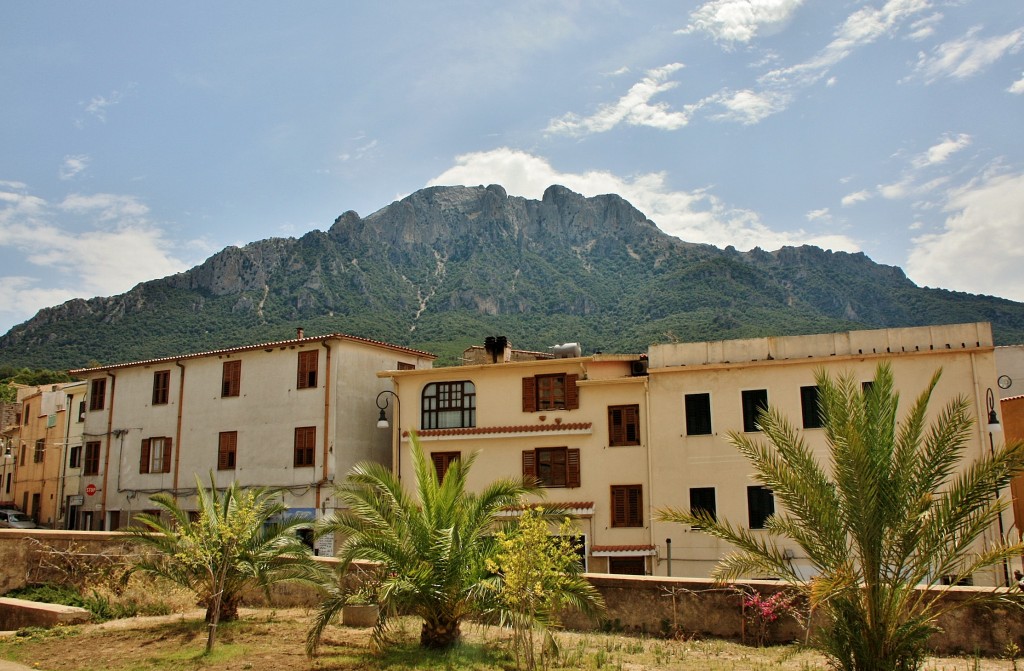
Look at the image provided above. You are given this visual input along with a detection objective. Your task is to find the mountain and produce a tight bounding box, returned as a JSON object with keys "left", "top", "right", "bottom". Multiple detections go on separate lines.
{"left": 2, "top": 184, "right": 1023, "bottom": 370}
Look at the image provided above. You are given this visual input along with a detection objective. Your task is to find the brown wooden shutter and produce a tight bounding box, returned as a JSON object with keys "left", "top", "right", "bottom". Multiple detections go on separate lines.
{"left": 565, "top": 374, "right": 579, "bottom": 410}
{"left": 609, "top": 407, "right": 623, "bottom": 445}
{"left": 162, "top": 438, "right": 173, "bottom": 473}
{"left": 567, "top": 448, "right": 580, "bottom": 488}
{"left": 139, "top": 439, "right": 150, "bottom": 474}
{"left": 630, "top": 486, "right": 642, "bottom": 525}
{"left": 522, "top": 450, "right": 536, "bottom": 480}
{"left": 522, "top": 377, "right": 537, "bottom": 412}
{"left": 611, "top": 486, "right": 625, "bottom": 526}
{"left": 431, "top": 453, "right": 446, "bottom": 481}
{"left": 624, "top": 405, "right": 639, "bottom": 444}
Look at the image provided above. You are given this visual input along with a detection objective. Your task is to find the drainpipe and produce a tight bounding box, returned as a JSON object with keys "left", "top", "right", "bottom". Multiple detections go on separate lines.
{"left": 100, "top": 372, "right": 116, "bottom": 529}
{"left": 173, "top": 361, "right": 186, "bottom": 500}
{"left": 644, "top": 375, "right": 656, "bottom": 573}
{"left": 57, "top": 390, "right": 74, "bottom": 528}
{"left": 316, "top": 340, "right": 332, "bottom": 511}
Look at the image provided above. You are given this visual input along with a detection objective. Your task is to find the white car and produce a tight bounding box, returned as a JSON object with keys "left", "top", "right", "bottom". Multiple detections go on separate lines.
{"left": 0, "top": 509, "right": 37, "bottom": 529}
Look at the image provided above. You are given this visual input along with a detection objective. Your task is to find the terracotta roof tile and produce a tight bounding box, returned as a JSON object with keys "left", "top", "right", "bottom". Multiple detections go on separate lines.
{"left": 591, "top": 545, "right": 657, "bottom": 553}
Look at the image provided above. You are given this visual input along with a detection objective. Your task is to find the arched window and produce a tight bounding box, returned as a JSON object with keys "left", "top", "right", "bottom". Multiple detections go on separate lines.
{"left": 421, "top": 381, "right": 476, "bottom": 429}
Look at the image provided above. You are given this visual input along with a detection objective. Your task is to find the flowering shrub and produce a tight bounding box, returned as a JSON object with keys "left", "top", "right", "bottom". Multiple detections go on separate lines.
{"left": 742, "top": 590, "right": 797, "bottom": 647}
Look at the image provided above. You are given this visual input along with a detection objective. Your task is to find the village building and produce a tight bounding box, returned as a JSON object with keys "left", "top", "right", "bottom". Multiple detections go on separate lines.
{"left": 67, "top": 330, "right": 434, "bottom": 534}
{"left": 379, "top": 322, "right": 1010, "bottom": 585}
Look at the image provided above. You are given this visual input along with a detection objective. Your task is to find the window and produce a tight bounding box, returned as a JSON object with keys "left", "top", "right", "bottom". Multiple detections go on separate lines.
{"left": 522, "top": 447, "right": 580, "bottom": 488}
{"left": 19, "top": 444, "right": 25, "bottom": 466}
{"left": 611, "top": 485, "right": 643, "bottom": 527}
{"left": 218, "top": 431, "right": 237, "bottom": 470}
{"left": 84, "top": 441, "right": 101, "bottom": 476}
{"left": 689, "top": 487, "right": 716, "bottom": 528}
{"left": 684, "top": 393, "right": 712, "bottom": 436}
{"left": 297, "top": 350, "right": 318, "bottom": 389}
{"left": 33, "top": 439, "right": 44, "bottom": 463}
{"left": 294, "top": 426, "right": 316, "bottom": 468}
{"left": 221, "top": 360, "right": 241, "bottom": 397}
{"left": 608, "top": 405, "right": 641, "bottom": 446}
{"left": 22, "top": 404, "right": 29, "bottom": 424}
{"left": 608, "top": 557, "right": 646, "bottom": 575}
{"left": 397, "top": 362, "right": 416, "bottom": 371}
{"left": 521, "top": 373, "right": 579, "bottom": 412}
{"left": 152, "top": 370, "right": 170, "bottom": 405}
{"left": 741, "top": 389, "right": 768, "bottom": 432}
{"left": 747, "top": 485, "right": 775, "bottom": 529}
{"left": 89, "top": 379, "right": 106, "bottom": 411}
{"left": 78, "top": 400, "right": 85, "bottom": 422}
{"left": 140, "top": 437, "right": 172, "bottom": 474}
{"left": 422, "top": 381, "right": 476, "bottom": 429}
{"left": 800, "top": 385, "right": 823, "bottom": 429}
{"left": 69, "top": 445, "right": 82, "bottom": 469}
{"left": 431, "top": 451, "right": 460, "bottom": 482}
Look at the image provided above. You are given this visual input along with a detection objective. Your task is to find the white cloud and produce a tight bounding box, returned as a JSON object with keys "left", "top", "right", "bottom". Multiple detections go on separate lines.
{"left": 911, "top": 133, "right": 971, "bottom": 168}
{"left": 905, "top": 171, "right": 1024, "bottom": 300}
{"left": 681, "top": 0, "right": 806, "bottom": 44}
{"left": 841, "top": 190, "right": 872, "bottom": 206}
{"left": 910, "top": 26, "right": 1024, "bottom": 83}
{"left": 546, "top": 63, "right": 691, "bottom": 136}
{"left": 806, "top": 208, "right": 830, "bottom": 222}
{"left": 707, "top": 88, "right": 791, "bottom": 124}
{"left": 58, "top": 154, "right": 90, "bottom": 180}
{"left": 907, "top": 12, "right": 943, "bottom": 41}
{"left": 427, "top": 148, "right": 859, "bottom": 253}
{"left": 1008, "top": 73, "right": 1024, "bottom": 94}
{"left": 81, "top": 86, "right": 133, "bottom": 122}
{"left": 0, "top": 183, "right": 191, "bottom": 326}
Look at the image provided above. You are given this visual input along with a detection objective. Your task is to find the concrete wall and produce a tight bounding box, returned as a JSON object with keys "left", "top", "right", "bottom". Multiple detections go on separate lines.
{"left": 2, "top": 530, "right": 1022, "bottom": 655}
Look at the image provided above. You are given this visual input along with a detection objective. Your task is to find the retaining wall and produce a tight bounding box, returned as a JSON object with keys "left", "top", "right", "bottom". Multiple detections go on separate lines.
{"left": 0, "top": 530, "right": 1019, "bottom": 654}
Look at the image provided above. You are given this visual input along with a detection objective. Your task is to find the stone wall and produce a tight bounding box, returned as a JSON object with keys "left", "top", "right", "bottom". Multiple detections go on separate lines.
{"left": 0, "top": 530, "right": 1021, "bottom": 655}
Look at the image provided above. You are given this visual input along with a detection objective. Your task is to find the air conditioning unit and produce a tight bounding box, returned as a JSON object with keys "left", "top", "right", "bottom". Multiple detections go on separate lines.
{"left": 630, "top": 360, "right": 648, "bottom": 376}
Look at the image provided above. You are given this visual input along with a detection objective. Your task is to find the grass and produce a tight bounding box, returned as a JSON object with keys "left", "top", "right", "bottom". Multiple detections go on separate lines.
{"left": 0, "top": 608, "right": 1011, "bottom": 671}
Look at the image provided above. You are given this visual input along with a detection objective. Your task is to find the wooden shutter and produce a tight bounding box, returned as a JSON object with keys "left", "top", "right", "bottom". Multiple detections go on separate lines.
{"left": 522, "top": 377, "right": 537, "bottom": 412}
{"left": 627, "top": 485, "right": 642, "bottom": 526}
{"left": 139, "top": 439, "right": 150, "bottom": 474}
{"left": 624, "top": 405, "right": 639, "bottom": 444}
{"left": 609, "top": 407, "right": 624, "bottom": 445}
{"left": 297, "top": 350, "right": 318, "bottom": 389}
{"left": 567, "top": 448, "right": 580, "bottom": 488}
{"left": 522, "top": 450, "right": 537, "bottom": 480}
{"left": 611, "top": 486, "right": 626, "bottom": 527}
{"left": 218, "top": 432, "right": 236, "bottom": 470}
{"left": 161, "top": 438, "right": 173, "bottom": 473}
{"left": 565, "top": 374, "right": 579, "bottom": 410}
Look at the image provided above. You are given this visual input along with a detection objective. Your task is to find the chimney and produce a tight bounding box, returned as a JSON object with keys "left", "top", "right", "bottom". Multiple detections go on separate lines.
{"left": 296, "top": 327, "right": 305, "bottom": 339}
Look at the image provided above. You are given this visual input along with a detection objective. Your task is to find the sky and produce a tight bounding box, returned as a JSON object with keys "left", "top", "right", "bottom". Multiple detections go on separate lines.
{"left": 1, "top": 1, "right": 1022, "bottom": 336}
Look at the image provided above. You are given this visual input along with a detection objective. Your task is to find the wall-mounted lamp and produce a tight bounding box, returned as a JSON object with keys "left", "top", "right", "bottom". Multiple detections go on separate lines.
{"left": 987, "top": 387, "right": 1009, "bottom": 587}
{"left": 375, "top": 390, "right": 400, "bottom": 480}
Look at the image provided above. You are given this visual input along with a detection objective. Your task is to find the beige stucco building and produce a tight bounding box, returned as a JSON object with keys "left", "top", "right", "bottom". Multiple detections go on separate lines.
{"left": 68, "top": 331, "right": 433, "bottom": 533}
{"left": 9, "top": 382, "right": 84, "bottom": 527}
{"left": 380, "top": 322, "right": 1010, "bottom": 584}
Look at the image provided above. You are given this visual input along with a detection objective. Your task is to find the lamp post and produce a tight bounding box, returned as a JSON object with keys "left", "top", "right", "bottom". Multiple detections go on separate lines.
{"left": 376, "top": 390, "right": 401, "bottom": 481}
{"left": 986, "top": 388, "right": 1010, "bottom": 587}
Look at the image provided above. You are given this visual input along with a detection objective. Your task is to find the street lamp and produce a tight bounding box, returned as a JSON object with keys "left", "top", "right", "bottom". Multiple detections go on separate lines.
{"left": 376, "top": 390, "right": 400, "bottom": 481}
{"left": 987, "top": 388, "right": 1010, "bottom": 587}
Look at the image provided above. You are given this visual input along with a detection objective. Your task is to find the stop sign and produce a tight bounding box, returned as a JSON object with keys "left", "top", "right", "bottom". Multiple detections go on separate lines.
{"left": 85, "top": 484, "right": 97, "bottom": 496}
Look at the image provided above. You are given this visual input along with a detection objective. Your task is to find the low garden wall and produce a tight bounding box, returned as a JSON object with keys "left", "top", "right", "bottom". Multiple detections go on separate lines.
{"left": 0, "top": 529, "right": 1020, "bottom": 655}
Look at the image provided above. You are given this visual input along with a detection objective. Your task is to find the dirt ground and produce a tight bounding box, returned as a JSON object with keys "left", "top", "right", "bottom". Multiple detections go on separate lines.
{"left": 0, "top": 608, "right": 1015, "bottom": 671}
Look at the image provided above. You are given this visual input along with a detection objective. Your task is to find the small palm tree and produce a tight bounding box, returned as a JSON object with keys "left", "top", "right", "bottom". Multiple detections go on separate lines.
{"left": 129, "top": 474, "right": 323, "bottom": 652}
{"left": 657, "top": 363, "right": 1024, "bottom": 671}
{"left": 307, "top": 434, "right": 541, "bottom": 653}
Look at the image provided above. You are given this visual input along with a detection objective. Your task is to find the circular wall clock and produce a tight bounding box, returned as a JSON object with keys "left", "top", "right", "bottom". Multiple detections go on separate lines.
{"left": 998, "top": 375, "right": 1012, "bottom": 390}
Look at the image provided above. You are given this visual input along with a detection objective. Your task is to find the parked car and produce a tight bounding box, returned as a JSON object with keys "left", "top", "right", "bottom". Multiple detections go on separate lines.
{"left": 0, "top": 509, "right": 37, "bottom": 529}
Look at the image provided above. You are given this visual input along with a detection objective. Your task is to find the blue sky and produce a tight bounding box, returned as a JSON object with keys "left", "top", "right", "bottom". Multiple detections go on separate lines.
{"left": 2, "top": 1, "right": 1022, "bottom": 336}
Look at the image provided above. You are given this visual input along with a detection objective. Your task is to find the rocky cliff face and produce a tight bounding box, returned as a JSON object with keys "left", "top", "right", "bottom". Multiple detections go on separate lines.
{"left": 2, "top": 184, "right": 1023, "bottom": 369}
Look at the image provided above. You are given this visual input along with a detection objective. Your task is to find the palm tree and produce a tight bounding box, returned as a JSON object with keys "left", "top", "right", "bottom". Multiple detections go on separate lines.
{"left": 307, "top": 434, "right": 541, "bottom": 653}
{"left": 657, "top": 363, "right": 1024, "bottom": 671}
{"left": 129, "top": 474, "right": 323, "bottom": 652}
